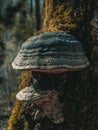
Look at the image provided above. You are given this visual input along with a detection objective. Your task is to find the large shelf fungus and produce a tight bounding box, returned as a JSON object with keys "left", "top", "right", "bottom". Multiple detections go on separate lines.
{"left": 12, "top": 32, "right": 89, "bottom": 73}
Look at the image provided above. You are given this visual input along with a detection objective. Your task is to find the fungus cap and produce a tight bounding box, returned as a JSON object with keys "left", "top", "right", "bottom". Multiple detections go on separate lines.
{"left": 16, "top": 86, "right": 50, "bottom": 101}
{"left": 16, "top": 86, "right": 64, "bottom": 124}
{"left": 12, "top": 32, "right": 89, "bottom": 73}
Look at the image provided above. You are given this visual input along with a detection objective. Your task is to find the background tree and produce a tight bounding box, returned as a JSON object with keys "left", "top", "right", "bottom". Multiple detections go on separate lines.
{"left": 35, "top": 0, "right": 41, "bottom": 31}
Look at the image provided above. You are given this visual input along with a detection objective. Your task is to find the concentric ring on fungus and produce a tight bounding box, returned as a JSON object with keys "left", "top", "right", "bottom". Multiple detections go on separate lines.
{"left": 12, "top": 32, "right": 89, "bottom": 73}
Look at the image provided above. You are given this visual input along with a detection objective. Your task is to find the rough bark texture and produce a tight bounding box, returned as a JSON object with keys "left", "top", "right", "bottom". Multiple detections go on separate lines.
{"left": 8, "top": 0, "right": 97, "bottom": 130}
{"left": 91, "top": 0, "right": 98, "bottom": 78}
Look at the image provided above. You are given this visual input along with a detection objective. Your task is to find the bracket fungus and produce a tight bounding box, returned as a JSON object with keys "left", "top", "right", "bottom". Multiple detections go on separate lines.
{"left": 12, "top": 32, "right": 89, "bottom": 73}
{"left": 16, "top": 86, "right": 51, "bottom": 101}
{"left": 16, "top": 86, "right": 64, "bottom": 124}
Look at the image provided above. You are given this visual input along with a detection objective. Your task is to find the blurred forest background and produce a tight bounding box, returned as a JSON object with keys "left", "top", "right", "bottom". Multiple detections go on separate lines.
{"left": 0, "top": 0, "right": 43, "bottom": 128}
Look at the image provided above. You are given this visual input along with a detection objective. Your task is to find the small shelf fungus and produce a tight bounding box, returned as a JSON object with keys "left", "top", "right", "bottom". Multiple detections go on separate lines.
{"left": 16, "top": 85, "right": 64, "bottom": 124}
{"left": 12, "top": 32, "right": 89, "bottom": 73}
{"left": 16, "top": 85, "right": 50, "bottom": 102}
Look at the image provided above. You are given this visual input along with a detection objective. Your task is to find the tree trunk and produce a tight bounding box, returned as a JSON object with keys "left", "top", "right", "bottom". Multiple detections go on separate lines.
{"left": 33, "top": 0, "right": 97, "bottom": 129}
{"left": 30, "top": 0, "right": 33, "bottom": 16}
